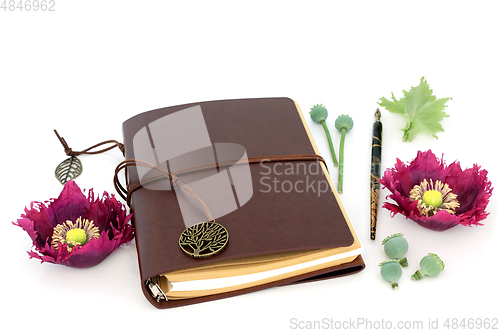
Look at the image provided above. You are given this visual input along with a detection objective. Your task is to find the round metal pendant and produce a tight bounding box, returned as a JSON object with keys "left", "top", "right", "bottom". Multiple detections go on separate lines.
{"left": 179, "top": 220, "right": 228, "bottom": 258}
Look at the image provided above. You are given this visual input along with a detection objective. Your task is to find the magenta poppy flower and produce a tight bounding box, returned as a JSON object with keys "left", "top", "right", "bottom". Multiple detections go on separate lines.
{"left": 380, "top": 150, "right": 493, "bottom": 231}
{"left": 13, "top": 181, "right": 134, "bottom": 268}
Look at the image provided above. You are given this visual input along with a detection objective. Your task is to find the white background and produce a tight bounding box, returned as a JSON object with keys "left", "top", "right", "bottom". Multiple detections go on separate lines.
{"left": 1, "top": 1, "right": 498, "bottom": 332}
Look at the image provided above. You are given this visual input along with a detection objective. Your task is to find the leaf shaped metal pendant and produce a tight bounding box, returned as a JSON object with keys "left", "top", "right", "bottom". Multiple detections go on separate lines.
{"left": 179, "top": 220, "right": 228, "bottom": 258}
{"left": 55, "top": 156, "right": 83, "bottom": 184}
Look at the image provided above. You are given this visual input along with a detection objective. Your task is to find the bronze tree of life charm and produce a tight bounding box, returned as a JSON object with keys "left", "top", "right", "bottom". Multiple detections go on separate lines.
{"left": 178, "top": 220, "right": 228, "bottom": 258}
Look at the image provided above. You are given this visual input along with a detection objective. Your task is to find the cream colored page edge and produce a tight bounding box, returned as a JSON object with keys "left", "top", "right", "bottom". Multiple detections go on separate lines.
{"left": 167, "top": 254, "right": 359, "bottom": 298}
{"left": 168, "top": 247, "right": 363, "bottom": 292}
{"left": 167, "top": 245, "right": 355, "bottom": 282}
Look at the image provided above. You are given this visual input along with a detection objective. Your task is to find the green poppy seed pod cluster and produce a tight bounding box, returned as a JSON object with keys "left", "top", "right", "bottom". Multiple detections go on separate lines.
{"left": 382, "top": 233, "right": 409, "bottom": 267}
{"left": 308, "top": 106, "right": 355, "bottom": 193}
{"left": 379, "top": 233, "right": 445, "bottom": 289}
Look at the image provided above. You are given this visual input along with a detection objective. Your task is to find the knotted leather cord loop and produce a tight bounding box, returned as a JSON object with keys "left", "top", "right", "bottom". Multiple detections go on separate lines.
{"left": 113, "top": 154, "right": 327, "bottom": 222}
{"left": 114, "top": 159, "right": 216, "bottom": 221}
{"left": 54, "top": 130, "right": 125, "bottom": 157}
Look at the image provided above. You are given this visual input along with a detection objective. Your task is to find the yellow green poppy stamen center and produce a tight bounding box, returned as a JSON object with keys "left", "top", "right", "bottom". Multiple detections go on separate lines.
{"left": 409, "top": 179, "right": 460, "bottom": 217}
{"left": 66, "top": 228, "right": 87, "bottom": 246}
{"left": 51, "top": 217, "right": 100, "bottom": 252}
{"left": 422, "top": 190, "right": 443, "bottom": 208}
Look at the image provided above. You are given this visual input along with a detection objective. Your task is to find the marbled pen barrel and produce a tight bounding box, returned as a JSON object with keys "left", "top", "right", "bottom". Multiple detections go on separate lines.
{"left": 370, "top": 113, "right": 382, "bottom": 240}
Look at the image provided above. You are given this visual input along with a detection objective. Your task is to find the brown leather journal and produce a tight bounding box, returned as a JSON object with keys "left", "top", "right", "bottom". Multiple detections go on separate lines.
{"left": 120, "top": 97, "right": 364, "bottom": 309}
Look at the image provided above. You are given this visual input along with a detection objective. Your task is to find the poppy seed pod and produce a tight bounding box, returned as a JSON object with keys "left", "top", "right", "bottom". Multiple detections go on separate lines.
{"left": 309, "top": 104, "right": 328, "bottom": 123}
{"left": 379, "top": 260, "right": 403, "bottom": 290}
{"left": 309, "top": 104, "right": 338, "bottom": 167}
{"left": 412, "top": 253, "right": 445, "bottom": 280}
{"left": 382, "top": 233, "right": 409, "bottom": 267}
{"left": 334, "top": 114, "right": 354, "bottom": 132}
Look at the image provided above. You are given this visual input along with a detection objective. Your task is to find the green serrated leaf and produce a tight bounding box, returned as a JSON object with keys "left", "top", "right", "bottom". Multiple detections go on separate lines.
{"left": 378, "top": 77, "right": 451, "bottom": 142}
{"left": 379, "top": 92, "right": 405, "bottom": 115}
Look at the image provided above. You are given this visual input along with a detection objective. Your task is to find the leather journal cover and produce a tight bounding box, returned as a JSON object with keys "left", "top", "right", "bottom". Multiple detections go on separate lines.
{"left": 120, "top": 97, "right": 364, "bottom": 309}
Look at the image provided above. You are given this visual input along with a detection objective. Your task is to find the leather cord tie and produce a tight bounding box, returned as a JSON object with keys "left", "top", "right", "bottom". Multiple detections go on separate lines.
{"left": 54, "top": 129, "right": 125, "bottom": 157}
{"left": 114, "top": 154, "right": 327, "bottom": 221}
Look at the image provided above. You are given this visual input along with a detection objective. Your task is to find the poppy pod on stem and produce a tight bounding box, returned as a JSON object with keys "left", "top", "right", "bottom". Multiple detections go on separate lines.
{"left": 380, "top": 150, "right": 493, "bottom": 231}
{"left": 13, "top": 181, "right": 134, "bottom": 268}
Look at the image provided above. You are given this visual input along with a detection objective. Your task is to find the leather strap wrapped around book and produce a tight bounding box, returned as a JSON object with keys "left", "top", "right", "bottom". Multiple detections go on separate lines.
{"left": 113, "top": 154, "right": 327, "bottom": 209}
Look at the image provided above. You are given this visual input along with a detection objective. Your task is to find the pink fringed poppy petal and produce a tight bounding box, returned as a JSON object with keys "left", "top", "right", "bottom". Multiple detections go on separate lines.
{"left": 410, "top": 210, "right": 462, "bottom": 231}
{"left": 86, "top": 190, "right": 114, "bottom": 232}
{"left": 28, "top": 250, "right": 56, "bottom": 264}
{"left": 448, "top": 165, "right": 493, "bottom": 217}
{"left": 45, "top": 181, "right": 90, "bottom": 226}
{"left": 28, "top": 242, "right": 71, "bottom": 264}
{"left": 382, "top": 202, "right": 406, "bottom": 217}
{"left": 20, "top": 202, "right": 56, "bottom": 248}
{"left": 13, "top": 218, "right": 38, "bottom": 244}
{"left": 407, "top": 150, "right": 450, "bottom": 186}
